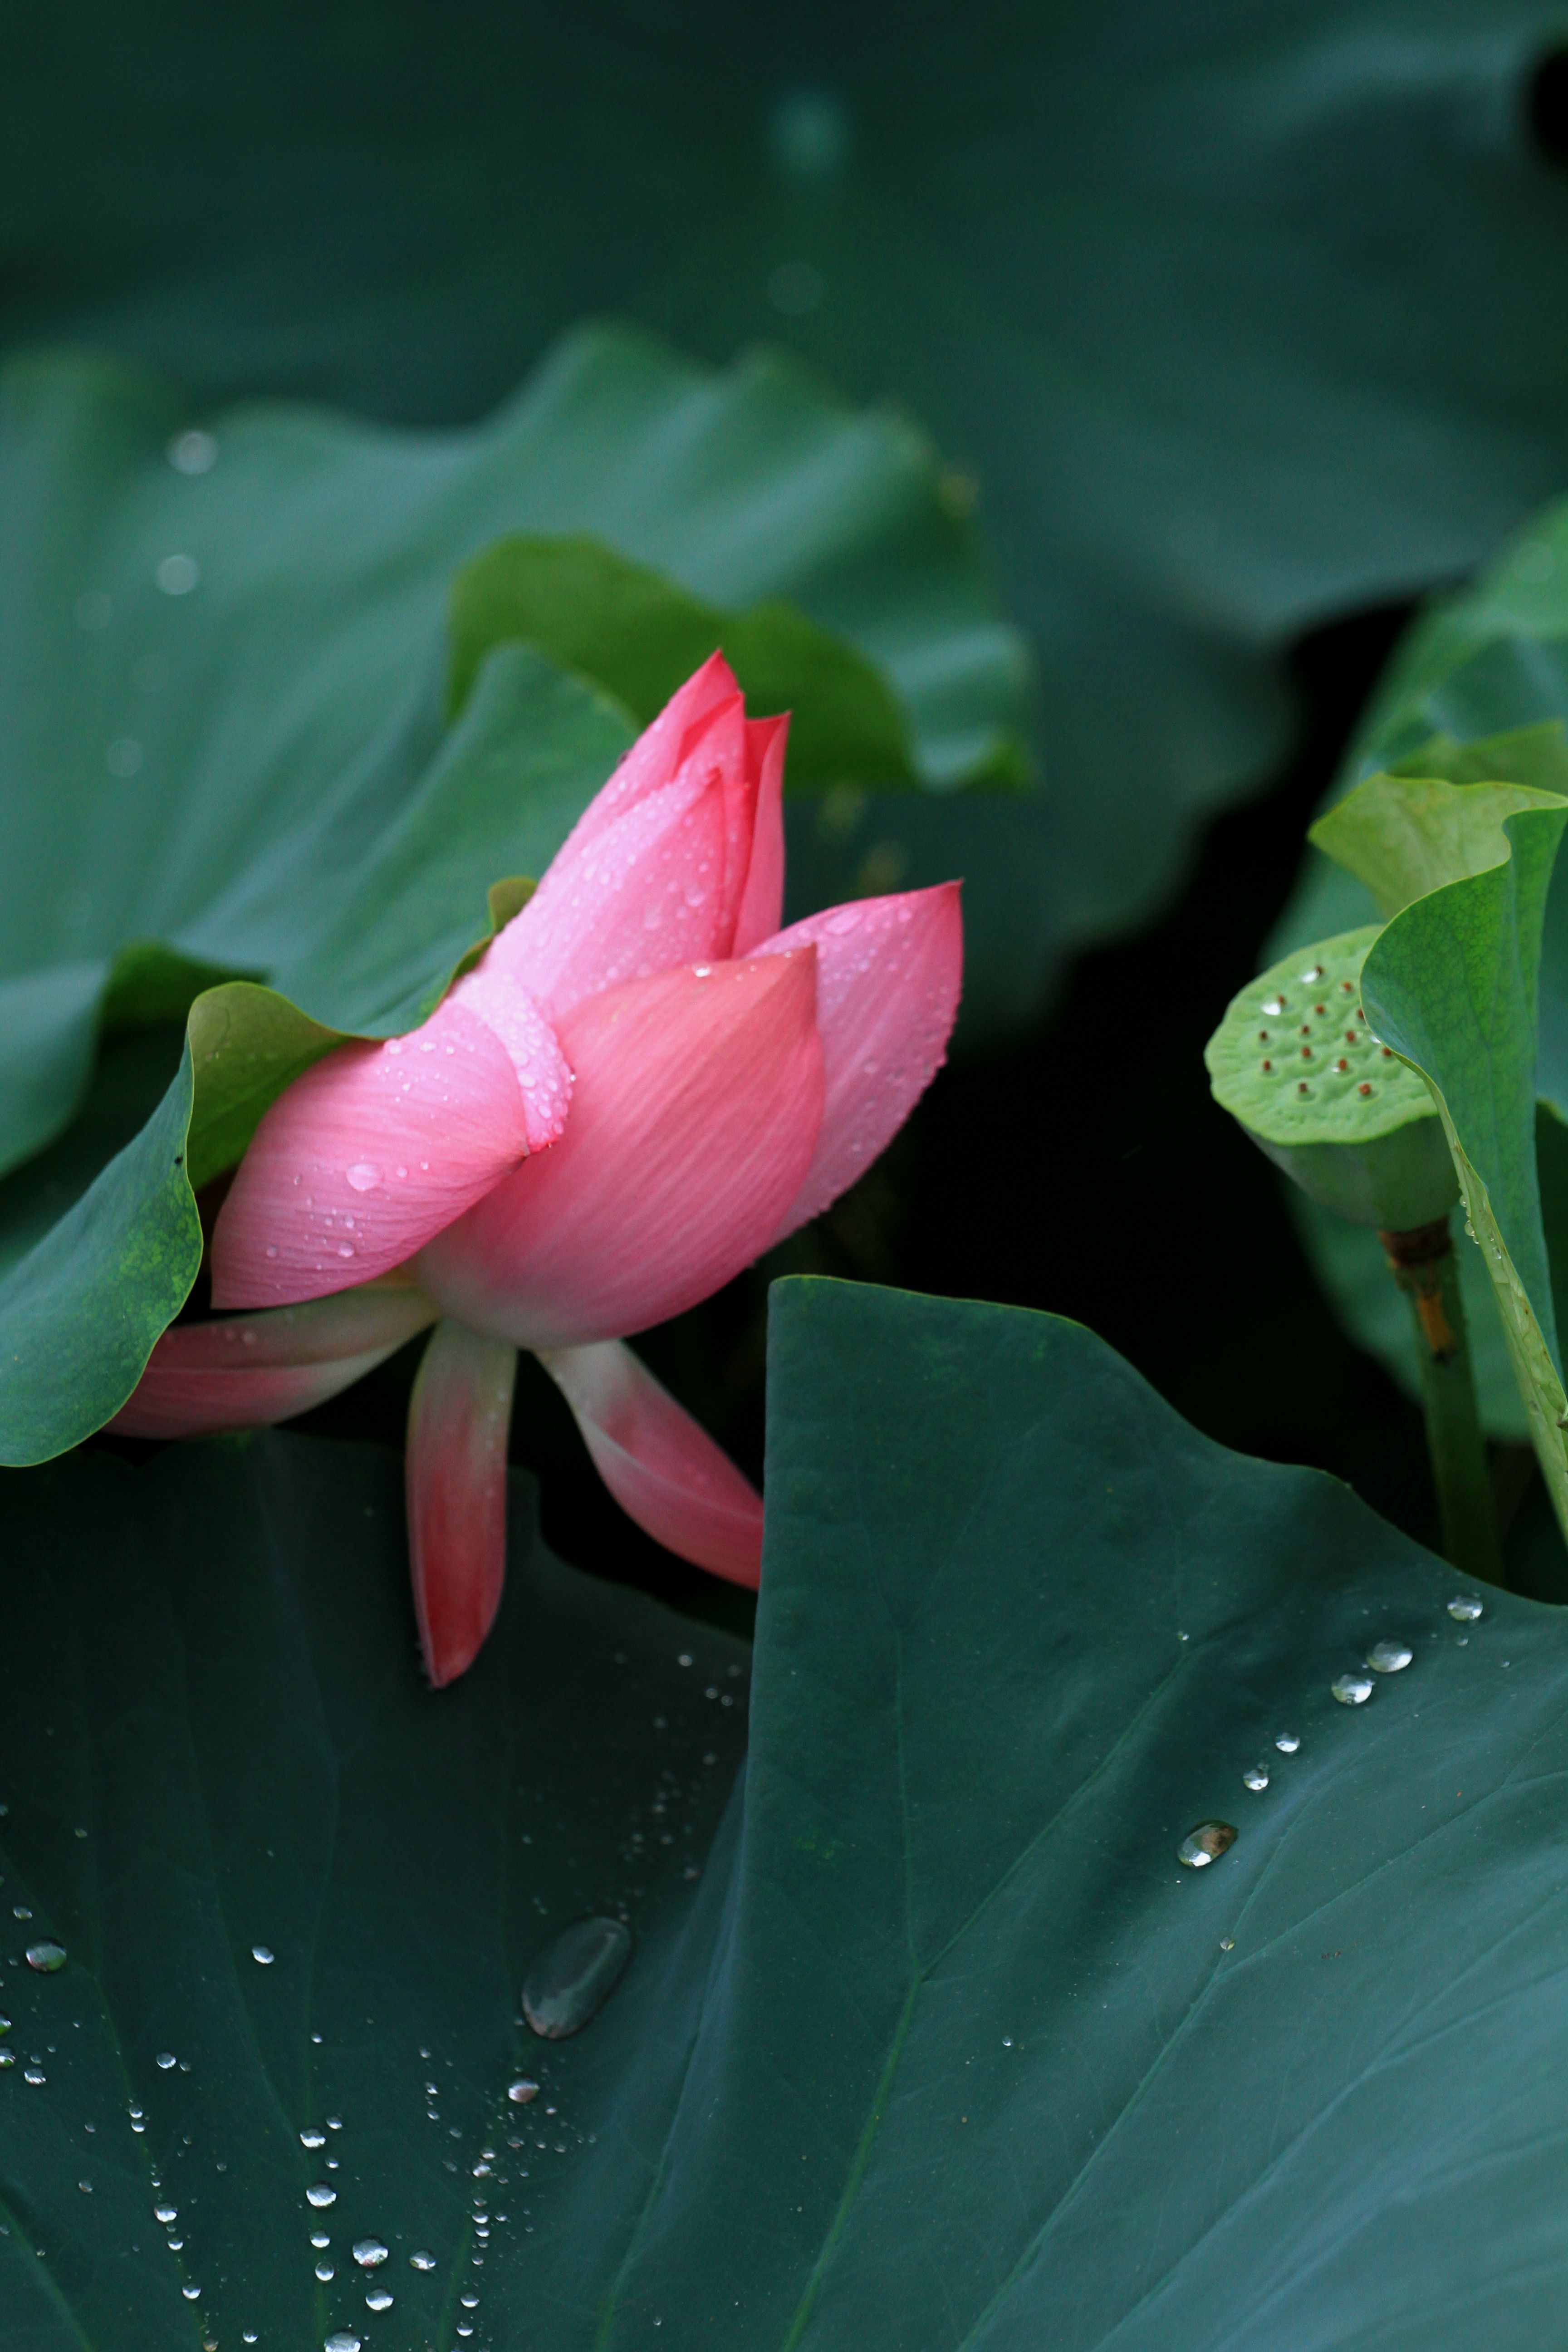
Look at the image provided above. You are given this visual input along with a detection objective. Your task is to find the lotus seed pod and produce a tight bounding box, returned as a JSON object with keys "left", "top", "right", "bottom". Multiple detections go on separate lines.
{"left": 1205, "top": 926, "right": 1458, "bottom": 1229}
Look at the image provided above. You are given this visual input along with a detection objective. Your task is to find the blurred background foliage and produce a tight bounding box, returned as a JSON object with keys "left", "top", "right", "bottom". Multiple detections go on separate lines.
{"left": 10, "top": 1, "right": 1568, "bottom": 1604}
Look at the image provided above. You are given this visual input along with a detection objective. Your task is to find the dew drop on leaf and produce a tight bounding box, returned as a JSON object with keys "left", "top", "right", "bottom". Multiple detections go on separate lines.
{"left": 1177, "top": 1821, "right": 1236, "bottom": 1867}
{"left": 353, "top": 2238, "right": 388, "bottom": 2267}
{"left": 1448, "top": 1596, "right": 1484, "bottom": 1622}
{"left": 522, "top": 1916, "right": 634, "bottom": 2039}
{"left": 1367, "top": 1638, "right": 1413, "bottom": 1674}
{"left": 1242, "top": 1764, "right": 1269, "bottom": 1791}
{"left": 1274, "top": 1733, "right": 1300, "bottom": 1753}
{"left": 1332, "top": 1671, "right": 1374, "bottom": 1705}
{"left": 24, "top": 1942, "right": 65, "bottom": 1974}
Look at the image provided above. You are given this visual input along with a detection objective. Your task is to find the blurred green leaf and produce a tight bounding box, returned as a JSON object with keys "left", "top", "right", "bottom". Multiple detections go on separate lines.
{"left": 10, "top": 2, "right": 1568, "bottom": 1008}
{"left": 7, "top": 1279, "right": 1568, "bottom": 2344}
{"left": 451, "top": 534, "right": 934, "bottom": 789}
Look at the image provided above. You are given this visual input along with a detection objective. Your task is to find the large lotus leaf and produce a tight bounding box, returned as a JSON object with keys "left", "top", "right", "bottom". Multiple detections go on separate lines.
{"left": 10, "top": 5, "right": 1568, "bottom": 1004}
{"left": 3, "top": 1278, "right": 1568, "bottom": 2346}
{"left": 0, "top": 328, "right": 1029, "bottom": 1176}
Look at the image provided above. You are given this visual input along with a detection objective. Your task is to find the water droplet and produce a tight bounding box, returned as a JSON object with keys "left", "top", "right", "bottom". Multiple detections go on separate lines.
{"left": 507, "top": 2079, "right": 539, "bottom": 2105}
{"left": 168, "top": 429, "right": 218, "bottom": 474}
{"left": 337, "top": 1243, "right": 355, "bottom": 1260}
{"left": 25, "top": 1943, "right": 66, "bottom": 1974}
{"left": 1274, "top": 1733, "right": 1300, "bottom": 1754}
{"left": 409, "top": 2250, "right": 437, "bottom": 2271}
{"left": 311, "top": 2231, "right": 331, "bottom": 2249}
{"left": 346, "top": 1163, "right": 379, "bottom": 1192}
{"left": 1219, "top": 1937, "right": 1235, "bottom": 1951}
{"left": 181, "top": 2283, "right": 201, "bottom": 2300}
{"left": 1298, "top": 964, "right": 1324, "bottom": 984}
{"left": 326, "top": 2114, "right": 343, "bottom": 2130}
{"left": 1367, "top": 1637, "right": 1413, "bottom": 1674}
{"left": 306, "top": 2183, "right": 338, "bottom": 2208}
{"left": 522, "top": 1916, "right": 634, "bottom": 2039}
{"left": 12, "top": 1906, "right": 30, "bottom": 1920}
{"left": 1177, "top": 1821, "right": 1237, "bottom": 1867}
{"left": 0, "top": 2052, "right": 14, "bottom": 2069}
{"left": 365, "top": 2287, "right": 394, "bottom": 2311}
{"left": 154, "top": 2203, "right": 177, "bottom": 2224}
{"left": 1448, "top": 1596, "right": 1484, "bottom": 1622}
{"left": 251, "top": 1944, "right": 274, "bottom": 1965}
{"left": 1242, "top": 1764, "right": 1269, "bottom": 1792}
{"left": 23, "top": 2067, "right": 44, "bottom": 2084}
{"left": 315, "top": 2261, "right": 335, "bottom": 2281}
{"left": 324, "top": 2334, "right": 362, "bottom": 2352}
{"left": 1332, "top": 1671, "right": 1374, "bottom": 1705}
{"left": 156, "top": 553, "right": 201, "bottom": 596}
{"left": 156, "top": 2051, "right": 176, "bottom": 2068}
{"left": 353, "top": 2239, "right": 388, "bottom": 2268}
{"left": 300, "top": 2127, "right": 326, "bottom": 2149}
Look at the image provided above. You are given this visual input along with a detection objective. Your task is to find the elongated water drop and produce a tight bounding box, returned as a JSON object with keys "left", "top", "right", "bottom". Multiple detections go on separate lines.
{"left": 251, "top": 1944, "right": 274, "bottom": 1965}
{"left": 154, "top": 2202, "right": 177, "bottom": 2224}
{"left": 1177, "top": 1821, "right": 1236, "bottom": 1867}
{"left": 324, "top": 2335, "right": 362, "bottom": 2352}
{"left": 409, "top": 2249, "right": 436, "bottom": 2271}
{"left": 507, "top": 2079, "right": 539, "bottom": 2105}
{"left": 300, "top": 2127, "right": 326, "bottom": 2149}
{"left": 1367, "top": 1638, "right": 1412, "bottom": 1674}
{"left": 353, "top": 2238, "right": 388, "bottom": 2268}
{"left": 1448, "top": 1596, "right": 1484, "bottom": 1622}
{"left": 25, "top": 1942, "right": 66, "bottom": 1973}
{"left": 306, "top": 2182, "right": 338, "bottom": 2208}
{"left": 522, "top": 1916, "right": 633, "bottom": 2039}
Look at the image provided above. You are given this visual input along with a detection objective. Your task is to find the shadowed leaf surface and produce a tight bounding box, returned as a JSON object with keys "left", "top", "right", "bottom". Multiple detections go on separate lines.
{"left": 3, "top": 1280, "right": 1568, "bottom": 2345}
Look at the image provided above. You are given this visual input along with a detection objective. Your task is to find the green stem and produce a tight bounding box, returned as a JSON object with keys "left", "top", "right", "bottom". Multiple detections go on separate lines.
{"left": 1379, "top": 1214, "right": 1502, "bottom": 1584}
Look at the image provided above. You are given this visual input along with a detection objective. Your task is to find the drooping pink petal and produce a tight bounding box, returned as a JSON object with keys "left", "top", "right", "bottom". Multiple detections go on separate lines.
{"left": 212, "top": 994, "right": 533, "bottom": 1309}
{"left": 109, "top": 1284, "right": 437, "bottom": 1439}
{"left": 731, "top": 715, "right": 788, "bottom": 955}
{"left": 419, "top": 949, "right": 825, "bottom": 1350}
{"left": 406, "top": 1319, "right": 518, "bottom": 1687}
{"left": 539, "top": 1340, "right": 763, "bottom": 1587}
{"left": 483, "top": 763, "right": 733, "bottom": 1020}
{"left": 562, "top": 651, "right": 740, "bottom": 851}
{"left": 762, "top": 882, "right": 964, "bottom": 1236}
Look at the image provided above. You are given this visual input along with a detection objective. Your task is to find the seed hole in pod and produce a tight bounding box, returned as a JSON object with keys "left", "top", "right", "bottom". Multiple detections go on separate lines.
{"left": 1300, "top": 1045, "right": 1313, "bottom": 1060}
{"left": 1358, "top": 1082, "right": 1373, "bottom": 1096}
{"left": 1297, "top": 1081, "right": 1311, "bottom": 1096}
{"left": 1335, "top": 1058, "right": 1348, "bottom": 1072}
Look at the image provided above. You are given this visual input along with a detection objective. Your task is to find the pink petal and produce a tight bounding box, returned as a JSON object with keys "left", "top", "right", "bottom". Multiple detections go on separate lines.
{"left": 564, "top": 651, "right": 740, "bottom": 852}
{"left": 212, "top": 994, "right": 532, "bottom": 1309}
{"left": 406, "top": 1319, "right": 518, "bottom": 1688}
{"left": 762, "top": 882, "right": 964, "bottom": 1236}
{"left": 731, "top": 714, "right": 788, "bottom": 955}
{"left": 444, "top": 968, "right": 572, "bottom": 1151}
{"left": 419, "top": 949, "right": 825, "bottom": 1349}
{"left": 539, "top": 1340, "right": 763, "bottom": 1587}
{"left": 109, "top": 1284, "right": 437, "bottom": 1439}
{"left": 483, "top": 763, "right": 733, "bottom": 1020}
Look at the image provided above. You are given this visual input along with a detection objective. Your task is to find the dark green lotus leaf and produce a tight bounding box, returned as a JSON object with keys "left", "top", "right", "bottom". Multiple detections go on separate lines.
{"left": 4, "top": 1278, "right": 1568, "bottom": 2345}
{"left": 10, "top": 2, "right": 1568, "bottom": 1004}
{"left": 0, "top": 330, "right": 1026, "bottom": 1175}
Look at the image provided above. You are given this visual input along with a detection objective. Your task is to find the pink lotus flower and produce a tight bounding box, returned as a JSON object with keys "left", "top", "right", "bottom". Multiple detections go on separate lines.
{"left": 114, "top": 656, "right": 962, "bottom": 1682}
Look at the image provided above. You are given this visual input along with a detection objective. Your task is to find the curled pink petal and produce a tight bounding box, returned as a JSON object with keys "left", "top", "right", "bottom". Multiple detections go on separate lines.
{"left": 212, "top": 995, "right": 532, "bottom": 1309}
{"left": 484, "top": 764, "right": 733, "bottom": 1020}
{"left": 539, "top": 1340, "right": 763, "bottom": 1587}
{"left": 406, "top": 1319, "right": 518, "bottom": 1687}
{"left": 445, "top": 968, "right": 572, "bottom": 1151}
{"left": 763, "top": 882, "right": 964, "bottom": 1236}
{"left": 563, "top": 650, "right": 740, "bottom": 851}
{"left": 419, "top": 949, "right": 825, "bottom": 1350}
{"left": 109, "top": 1284, "right": 437, "bottom": 1439}
{"left": 731, "top": 715, "right": 788, "bottom": 956}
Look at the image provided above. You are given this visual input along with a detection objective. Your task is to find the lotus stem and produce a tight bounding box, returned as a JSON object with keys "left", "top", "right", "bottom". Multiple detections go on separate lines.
{"left": 1378, "top": 1214, "right": 1502, "bottom": 1583}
